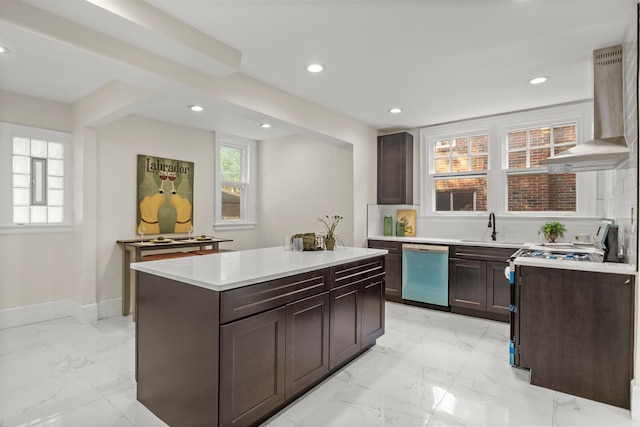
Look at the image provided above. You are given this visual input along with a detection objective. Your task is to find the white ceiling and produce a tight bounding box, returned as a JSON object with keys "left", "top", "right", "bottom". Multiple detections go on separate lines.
{"left": 0, "top": 0, "right": 637, "bottom": 141}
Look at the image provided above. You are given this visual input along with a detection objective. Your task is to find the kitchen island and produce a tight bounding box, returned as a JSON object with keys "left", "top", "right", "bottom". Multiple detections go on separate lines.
{"left": 131, "top": 247, "right": 387, "bottom": 427}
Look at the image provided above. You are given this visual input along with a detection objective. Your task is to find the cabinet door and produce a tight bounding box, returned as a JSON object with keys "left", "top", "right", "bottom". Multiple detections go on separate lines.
{"left": 520, "top": 267, "right": 634, "bottom": 409}
{"left": 486, "top": 261, "right": 510, "bottom": 315}
{"left": 377, "top": 132, "right": 413, "bottom": 204}
{"left": 384, "top": 252, "right": 402, "bottom": 300}
{"left": 329, "top": 283, "right": 361, "bottom": 369}
{"left": 361, "top": 277, "right": 385, "bottom": 348}
{"left": 285, "top": 293, "right": 330, "bottom": 399}
{"left": 220, "top": 308, "right": 286, "bottom": 427}
{"left": 449, "top": 258, "right": 486, "bottom": 310}
{"left": 367, "top": 241, "right": 402, "bottom": 301}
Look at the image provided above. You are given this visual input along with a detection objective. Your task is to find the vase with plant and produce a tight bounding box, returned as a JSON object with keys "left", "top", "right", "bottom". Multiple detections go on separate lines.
{"left": 539, "top": 221, "right": 567, "bottom": 243}
{"left": 318, "top": 214, "right": 343, "bottom": 250}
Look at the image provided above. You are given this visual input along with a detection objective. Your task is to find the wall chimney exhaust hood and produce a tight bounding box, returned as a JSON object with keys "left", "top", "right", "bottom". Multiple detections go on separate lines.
{"left": 547, "top": 45, "right": 628, "bottom": 173}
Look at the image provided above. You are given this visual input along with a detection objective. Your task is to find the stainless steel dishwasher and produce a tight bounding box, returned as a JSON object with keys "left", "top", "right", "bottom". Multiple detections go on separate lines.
{"left": 402, "top": 243, "right": 449, "bottom": 307}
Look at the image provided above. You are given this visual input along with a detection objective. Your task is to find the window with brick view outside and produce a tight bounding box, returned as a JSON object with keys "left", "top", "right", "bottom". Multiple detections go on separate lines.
{"left": 507, "top": 124, "right": 576, "bottom": 212}
{"left": 433, "top": 135, "right": 488, "bottom": 211}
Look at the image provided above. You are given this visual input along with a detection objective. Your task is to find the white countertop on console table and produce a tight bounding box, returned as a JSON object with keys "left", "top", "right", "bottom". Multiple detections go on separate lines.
{"left": 514, "top": 257, "right": 635, "bottom": 275}
{"left": 368, "top": 235, "right": 526, "bottom": 249}
{"left": 131, "top": 246, "right": 388, "bottom": 291}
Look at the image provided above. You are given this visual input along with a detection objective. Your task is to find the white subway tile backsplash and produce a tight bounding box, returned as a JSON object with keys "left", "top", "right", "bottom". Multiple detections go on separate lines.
{"left": 607, "top": 27, "right": 639, "bottom": 267}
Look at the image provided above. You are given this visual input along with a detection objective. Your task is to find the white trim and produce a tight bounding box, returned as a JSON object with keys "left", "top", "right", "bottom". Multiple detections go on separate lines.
{"left": 0, "top": 299, "right": 100, "bottom": 330}
{"left": 0, "top": 300, "right": 68, "bottom": 329}
{"left": 98, "top": 298, "right": 123, "bottom": 320}
{"left": 0, "top": 224, "right": 73, "bottom": 234}
{"left": 631, "top": 380, "right": 640, "bottom": 420}
{"left": 68, "top": 300, "right": 98, "bottom": 324}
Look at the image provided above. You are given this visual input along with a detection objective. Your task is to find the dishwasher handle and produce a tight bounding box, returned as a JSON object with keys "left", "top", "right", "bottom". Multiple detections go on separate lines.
{"left": 402, "top": 243, "right": 449, "bottom": 253}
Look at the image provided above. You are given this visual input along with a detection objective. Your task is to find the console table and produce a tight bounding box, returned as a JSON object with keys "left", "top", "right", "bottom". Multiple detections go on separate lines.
{"left": 117, "top": 237, "right": 233, "bottom": 316}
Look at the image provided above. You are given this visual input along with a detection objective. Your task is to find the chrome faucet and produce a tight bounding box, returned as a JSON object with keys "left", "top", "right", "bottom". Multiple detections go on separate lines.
{"left": 488, "top": 212, "right": 497, "bottom": 241}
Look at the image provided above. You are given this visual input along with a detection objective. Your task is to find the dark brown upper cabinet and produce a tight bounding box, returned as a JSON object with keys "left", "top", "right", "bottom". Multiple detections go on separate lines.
{"left": 377, "top": 132, "right": 413, "bottom": 204}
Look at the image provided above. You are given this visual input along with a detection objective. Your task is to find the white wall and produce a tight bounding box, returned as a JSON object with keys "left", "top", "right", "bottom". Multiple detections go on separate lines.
{"left": 0, "top": 86, "right": 378, "bottom": 326}
{"left": 611, "top": 8, "right": 640, "bottom": 418}
{"left": 95, "top": 118, "right": 360, "bottom": 309}
{"left": 0, "top": 92, "right": 75, "bottom": 313}
{"left": 256, "top": 135, "right": 354, "bottom": 248}
{"left": 96, "top": 115, "right": 216, "bottom": 302}
{"left": 604, "top": 19, "right": 639, "bottom": 267}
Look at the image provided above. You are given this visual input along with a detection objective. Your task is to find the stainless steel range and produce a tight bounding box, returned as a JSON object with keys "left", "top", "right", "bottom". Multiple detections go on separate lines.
{"left": 512, "top": 247, "right": 603, "bottom": 262}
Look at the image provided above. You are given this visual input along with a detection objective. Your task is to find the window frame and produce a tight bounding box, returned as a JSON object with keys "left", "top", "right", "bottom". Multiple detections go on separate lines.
{"left": 422, "top": 125, "right": 491, "bottom": 215}
{"left": 213, "top": 132, "right": 257, "bottom": 231}
{"left": 0, "top": 122, "right": 73, "bottom": 233}
{"left": 503, "top": 119, "right": 581, "bottom": 214}
{"left": 420, "top": 102, "right": 597, "bottom": 218}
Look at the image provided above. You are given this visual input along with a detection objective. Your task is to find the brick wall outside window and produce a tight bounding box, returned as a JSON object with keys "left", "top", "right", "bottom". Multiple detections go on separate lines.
{"left": 508, "top": 173, "right": 576, "bottom": 211}
{"left": 506, "top": 123, "right": 577, "bottom": 212}
{"left": 435, "top": 176, "right": 487, "bottom": 211}
{"left": 434, "top": 135, "right": 488, "bottom": 211}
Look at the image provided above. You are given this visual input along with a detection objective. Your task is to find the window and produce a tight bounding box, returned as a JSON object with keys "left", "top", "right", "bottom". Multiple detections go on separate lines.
{"left": 421, "top": 102, "right": 595, "bottom": 217}
{"left": 1, "top": 122, "right": 72, "bottom": 231}
{"left": 505, "top": 123, "right": 577, "bottom": 212}
{"left": 214, "top": 133, "right": 256, "bottom": 230}
{"left": 431, "top": 134, "right": 489, "bottom": 212}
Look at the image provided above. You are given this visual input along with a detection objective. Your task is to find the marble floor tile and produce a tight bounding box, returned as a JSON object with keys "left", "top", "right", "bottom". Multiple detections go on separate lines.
{"left": 1, "top": 301, "right": 638, "bottom": 426}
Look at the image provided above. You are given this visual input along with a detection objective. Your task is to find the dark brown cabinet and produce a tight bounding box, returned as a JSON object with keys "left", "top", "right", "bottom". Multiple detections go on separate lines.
{"left": 329, "top": 257, "right": 385, "bottom": 369}
{"left": 136, "top": 254, "right": 385, "bottom": 427}
{"left": 486, "top": 261, "right": 511, "bottom": 314}
{"left": 516, "top": 266, "right": 634, "bottom": 409}
{"left": 367, "top": 239, "right": 402, "bottom": 301}
{"left": 220, "top": 307, "right": 286, "bottom": 427}
{"left": 361, "top": 276, "right": 385, "bottom": 348}
{"left": 219, "top": 291, "right": 331, "bottom": 426}
{"left": 449, "top": 258, "right": 486, "bottom": 311}
{"left": 449, "top": 245, "right": 515, "bottom": 322}
{"left": 285, "top": 293, "right": 330, "bottom": 399}
{"left": 377, "top": 132, "right": 413, "bottom": 204}
{"left": 329, "top": 283, "right": 361, "bottom": 369}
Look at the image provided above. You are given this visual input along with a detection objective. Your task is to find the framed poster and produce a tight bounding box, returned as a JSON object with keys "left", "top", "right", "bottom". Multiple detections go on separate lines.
{"left": 136, "top": 155, "right": 194, "bottom": 235}
{"left": 396, "top": 209, "right": 416, "bottom": 237}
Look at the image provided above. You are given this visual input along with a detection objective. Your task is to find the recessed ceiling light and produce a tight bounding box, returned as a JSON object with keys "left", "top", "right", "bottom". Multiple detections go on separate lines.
{"left": 260, "top": 123, "right": 271, "bottom": 128}
{"left": 307, "top": 63, "right": 325, "bottom": 73}
{"left": 529, "top": 76, "right": 547, "bottom": 85}
{"left": 389, "top": 108, "right": 403, "bottom": 114}
{"left": 0, "top": 45, "right": 9, "bottom": 54}
{"left": 189, "top": 105, "right": 204, "bottom": 112}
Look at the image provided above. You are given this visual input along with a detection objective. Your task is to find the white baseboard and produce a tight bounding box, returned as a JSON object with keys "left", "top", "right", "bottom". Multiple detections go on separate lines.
{"left": 68, "top": 300, "right": 98, "bottom": 324}
{"left": 632, "top": 380, "right": 640, "bottom": 420}
{"left": 98, "top": 297, "right": 123, "bottom": 320}
{"left": 0, "top": 299, "right": 100, "bottom": 329}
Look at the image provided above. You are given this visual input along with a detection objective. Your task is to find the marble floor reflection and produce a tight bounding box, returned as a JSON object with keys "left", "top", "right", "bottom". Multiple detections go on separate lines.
{"left": 1, "top": 302, "right": 638, "bottom": 426}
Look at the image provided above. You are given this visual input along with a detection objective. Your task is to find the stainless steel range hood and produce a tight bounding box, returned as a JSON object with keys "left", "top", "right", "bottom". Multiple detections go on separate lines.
{"left": 547, "top": 45, "right": 628, "bottom": 173}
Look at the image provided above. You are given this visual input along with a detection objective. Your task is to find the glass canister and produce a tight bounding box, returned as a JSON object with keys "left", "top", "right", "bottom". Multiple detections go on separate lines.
{"left": 396, "top": 220, "right": 404, "bottom": 237}
{"left": 383, "top": 216, "right": 393, "bottom": 236}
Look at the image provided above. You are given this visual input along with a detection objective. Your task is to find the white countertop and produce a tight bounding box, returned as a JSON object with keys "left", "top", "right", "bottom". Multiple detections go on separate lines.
{"left": 368, "top": 235, "right": 525, "bottom": 249}
{"left": 369, "top": 235, "right": 636, "bottom": 275}
{"left": 513, "top": 256, "right": 635, "bottom": 275}
{"left": 131, "top": 246, "right": 388, "bottom": 291}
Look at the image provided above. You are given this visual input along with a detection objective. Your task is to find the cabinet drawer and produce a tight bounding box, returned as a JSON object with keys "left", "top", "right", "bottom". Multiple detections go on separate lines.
{"left": 451, "top": 245, "right": 516, "bottom": 262}
{"left": 220, "top": 270, "right": 329, "bottom": 323}
{"left": 332, "top": 256, "right": 385, "bottom": 289}
{"left": 367, "top": 240, "right": 402, "bottom": 253}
